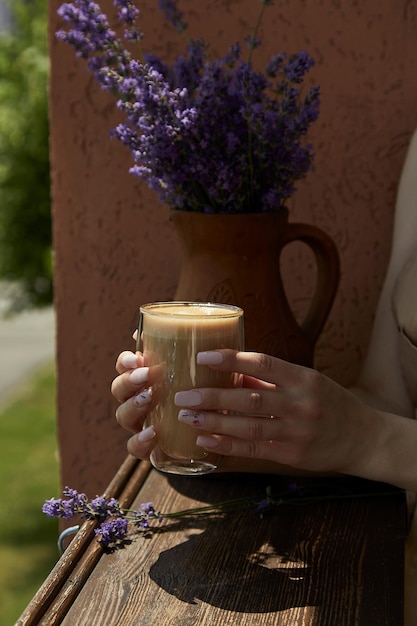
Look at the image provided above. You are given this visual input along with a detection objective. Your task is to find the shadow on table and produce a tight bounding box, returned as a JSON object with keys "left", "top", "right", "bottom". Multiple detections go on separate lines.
{"left": 147, "top": 473, "right": 396, "bottom": 615}
{"left": 149, "top": 505, "right": 317, "bottom": 613}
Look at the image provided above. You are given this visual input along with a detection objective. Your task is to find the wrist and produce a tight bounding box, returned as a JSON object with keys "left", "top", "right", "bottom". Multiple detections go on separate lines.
{"left": 348, "top": 407, "right": 417, "bottom": 492}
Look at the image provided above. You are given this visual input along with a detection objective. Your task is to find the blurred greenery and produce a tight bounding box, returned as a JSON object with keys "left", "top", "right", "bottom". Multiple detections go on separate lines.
{"left": 0, "top": 362, "right": 59, "bottom": 625}
{"left": 0, "top": 0, "right": 52, "bottom": 312}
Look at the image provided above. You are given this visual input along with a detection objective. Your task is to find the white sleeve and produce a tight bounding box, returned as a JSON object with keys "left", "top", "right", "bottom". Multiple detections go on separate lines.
{"left": 357, "top": 129, "right": 417, "bottom": 415}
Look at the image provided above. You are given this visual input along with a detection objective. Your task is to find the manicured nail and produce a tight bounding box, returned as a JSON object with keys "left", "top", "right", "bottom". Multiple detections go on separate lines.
{"left": 121, "top": 352, "right": 139, "bottom": 369}
{"left": 129, "top": 367, "right": 149, "bottom": 385}
{"left": 196, "top": 435, "right": 219, "bottom": 449}
{"left": 178, "top": 409, "right": 205, "bottom": 426}
{"left": 197, "top": 351, "right": 224, "bottom": 365}
{"left": 138, "top": 426, "right": 156, "bottom": 442}
{"left": 133, "top": 389, "right": 152, "bottom": 407}
{"left": 174, "top": 390, "right": 203, "bottom": 407}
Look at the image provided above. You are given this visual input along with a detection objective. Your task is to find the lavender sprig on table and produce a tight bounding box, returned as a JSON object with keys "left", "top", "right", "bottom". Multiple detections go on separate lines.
{"left": 42, "top": 482, "right": 398, "bottom": 550}
{"left": 43, "top": 486, "right": 163, "bottom": 547}
{"left": 43, "top": 484, "right": 285, "bottom": 548}
{"left": 56, "top": 0, "right": 320, "bottom": 214}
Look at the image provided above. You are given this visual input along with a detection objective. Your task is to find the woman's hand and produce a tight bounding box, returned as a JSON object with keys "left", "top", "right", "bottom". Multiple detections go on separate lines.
{"left": 174, "top": 349, "right": 385, "bottom": 477}
{"left": 111, "top": 347, "right": 389, "bottom": 480}
{"left": 111, "top": 350, "right": 161, "bottom": 459}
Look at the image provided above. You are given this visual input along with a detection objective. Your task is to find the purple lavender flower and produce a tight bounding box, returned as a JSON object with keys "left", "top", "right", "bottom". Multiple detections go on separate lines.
{"left": 62, "top": 486, "right": 88, "bottom": 505}
{"left": 114, "top": 0, "right": 142, "bottom": 42}
{"left": 95, "top": 517, "right": 129, "bottom": 547}
{"left": 85, "top": 495, "right": 122, "bottom": 520}
{"left": 114, "top": 0, "right": 139, "bottom": 25}
{"left": 133, "top": 501, "right": 162, "bottom": 528}
{"left": 172, "top": 39, "right": 207, "bottom": 90}
{"left": 285, "top": 50, "right": 315, "bottom": 84}
{"left": 255, "top": 485, "right": 273, "bottom": 516}
{"left": 255, "top": 498, "right": 270, "bottom": 514}
{"left": 56, "top": 0, "right": 136, "bottom": 78}
{"left": 42, "top": 498, "right": 65, "bottom": 518}
{"left": 224, "top": 42, "right": 241, "bottom": 68}
{"left": 265, "top": 52, "right": 286, "bottom": 78}
{"left": 42, "top": 486, "right": 88, "bottom": 519}
{"left": 158, "top": 0, "right": 187, "bottom": 33}
{"left": 244, "top": 36, "right": 261, "bottom": 51}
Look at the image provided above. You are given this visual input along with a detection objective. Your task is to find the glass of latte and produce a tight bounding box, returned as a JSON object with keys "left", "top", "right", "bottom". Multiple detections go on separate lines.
{"left": 138, "top": 301, "right": 244, "bottom": 475}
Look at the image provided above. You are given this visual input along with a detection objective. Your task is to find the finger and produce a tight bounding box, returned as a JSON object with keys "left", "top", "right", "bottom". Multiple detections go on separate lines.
{"left": 197, "top": 349, "right": 306, "bottom": 387}
{"left": 111, "top": 363, "right": 165, "bottom": 403}
{"left": 194, "top": 433, "right": 292, "bottom": 464}
{"left": 111, "top": 367, "right": 149, "bottom": 403}
{"left": 194, "top": 432, "right": 306, "bottom": 469}
{"left": 178, "top": 409, "right": 282, "bottom": 442}
{"left": 126, "top": 426, "right": 157, "bottom": 461}
{"left": 115, "top": 389, "right": 154, "bottom": 433}
{"left": 174, "top": 386, "right": 294, "bottom": 418}
{"left": 115, "top": 350, "right": 143, "bottom": 375}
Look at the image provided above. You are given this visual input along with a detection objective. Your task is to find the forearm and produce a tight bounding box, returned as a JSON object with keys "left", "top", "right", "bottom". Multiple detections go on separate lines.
{"left": 346, "top": 385, "right": 417, "bottom": 491}
{"left": 349, "top": 384, "right": 414, "bottom": 417}
{"left": 345, "top": 404, "right": 417, "bottom": 492}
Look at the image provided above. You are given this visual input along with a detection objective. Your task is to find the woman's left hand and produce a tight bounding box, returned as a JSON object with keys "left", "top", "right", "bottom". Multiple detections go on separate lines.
{"left": 174, "top": 349, "right": 384, "bottom": 477}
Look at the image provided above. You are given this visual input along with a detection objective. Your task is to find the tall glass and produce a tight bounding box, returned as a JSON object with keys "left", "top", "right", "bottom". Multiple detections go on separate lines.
{"left": 138, "top": 302, "right": 244, "bottom": 475}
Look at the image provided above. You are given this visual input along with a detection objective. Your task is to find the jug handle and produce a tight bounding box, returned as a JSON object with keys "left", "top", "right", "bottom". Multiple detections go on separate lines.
{"left": 283, "top": 223, "right": 340, "bottom": 346}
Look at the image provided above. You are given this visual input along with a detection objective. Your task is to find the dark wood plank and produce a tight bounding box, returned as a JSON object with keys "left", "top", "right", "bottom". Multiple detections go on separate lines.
{"left": 56, "top": 471, "right": 405, "bottom": 626}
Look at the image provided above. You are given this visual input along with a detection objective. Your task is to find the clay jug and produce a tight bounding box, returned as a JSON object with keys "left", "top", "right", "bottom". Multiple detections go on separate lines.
{"left": 172, "top": 209, "right": 339, "bottom": 366}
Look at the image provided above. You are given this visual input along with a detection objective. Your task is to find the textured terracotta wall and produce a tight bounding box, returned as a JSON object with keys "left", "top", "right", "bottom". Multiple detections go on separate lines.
{"left": 49, "top": 0, "right": 417, "bottom": 495}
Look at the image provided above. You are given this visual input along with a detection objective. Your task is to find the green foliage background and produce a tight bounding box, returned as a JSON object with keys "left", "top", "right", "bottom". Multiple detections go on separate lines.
{"left": 0, "top": 362, "right": 59, "bottom": 625}
{"left": 0, "top": 0, "right": 52, "bottom": 311}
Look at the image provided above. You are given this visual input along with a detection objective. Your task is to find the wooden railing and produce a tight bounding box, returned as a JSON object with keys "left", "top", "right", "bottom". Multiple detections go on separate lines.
{"left": 17, "top": 456, "right": 406, "bottom": 626}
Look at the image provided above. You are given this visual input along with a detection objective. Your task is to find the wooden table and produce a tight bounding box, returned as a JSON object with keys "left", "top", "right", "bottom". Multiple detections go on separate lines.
{"left": 17, "top": 456, "right": 406, "bottom": 626}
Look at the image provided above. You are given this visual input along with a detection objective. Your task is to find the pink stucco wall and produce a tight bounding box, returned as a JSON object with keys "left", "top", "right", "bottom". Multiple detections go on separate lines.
{"left": 49, "top": 0, "right": 417, "bottom": 495}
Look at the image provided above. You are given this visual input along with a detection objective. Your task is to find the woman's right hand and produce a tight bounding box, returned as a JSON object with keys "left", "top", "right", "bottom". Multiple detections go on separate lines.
{"left": 111, "top": 350, "right": 160, "bottom": 459}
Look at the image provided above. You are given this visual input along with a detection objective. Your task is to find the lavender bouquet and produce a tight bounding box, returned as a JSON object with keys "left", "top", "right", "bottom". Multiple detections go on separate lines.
{"left": 56, "top": 0, "right": 320, "bottom": 214}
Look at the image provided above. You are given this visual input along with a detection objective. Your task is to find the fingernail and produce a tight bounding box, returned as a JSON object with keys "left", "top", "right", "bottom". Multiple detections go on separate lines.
{"left": 197, "top": 351, "right": 224, "bottom": 365}
{"left": 178, "top": 409, "right": 205, "bottom": 426}
{"left": 133, "top": 389, "right": 152, "bottom": 407}
{"left": 196, "top": 435, "right": 219, "bottom": 449}
{"left": 121, "top": 352, "right": 139, "bottom": 369}
{"left": 138, "top": 426, "right": 156, "bottom": 442}
{"left": 130, "top": 367, "right": 149, "bottom": 385}
{"left": 174, "top": 390, "right": 203, "bottom": 407}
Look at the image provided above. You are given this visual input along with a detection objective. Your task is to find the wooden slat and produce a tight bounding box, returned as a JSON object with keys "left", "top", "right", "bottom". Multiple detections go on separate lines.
{"left": 16, "top": 456, "right": 151, "bottom": 626}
